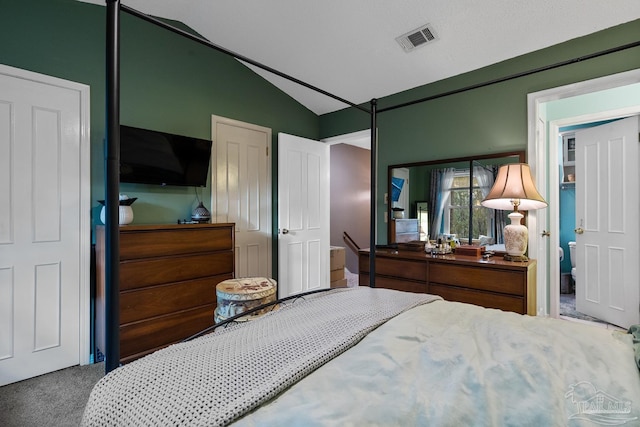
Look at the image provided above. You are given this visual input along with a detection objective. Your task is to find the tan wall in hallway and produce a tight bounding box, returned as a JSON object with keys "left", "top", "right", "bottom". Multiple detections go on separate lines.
{"left": 330, "top": 144, "right": 371, "bottom": 273}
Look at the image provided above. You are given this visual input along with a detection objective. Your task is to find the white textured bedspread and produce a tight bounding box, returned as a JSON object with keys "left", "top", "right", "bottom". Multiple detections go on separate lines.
{"left": 82, "top": 287, "right": 439, "bottom": 426}
{"left": 235, "top": 300, "right": 640, "bottom": 426}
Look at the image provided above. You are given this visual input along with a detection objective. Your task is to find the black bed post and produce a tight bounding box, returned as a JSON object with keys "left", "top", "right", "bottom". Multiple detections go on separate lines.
{"left": 105, "top": 0, "right": 121, "bottom": 374}
{"left": 369, "top": 99, "right": 377, "bottom": 287}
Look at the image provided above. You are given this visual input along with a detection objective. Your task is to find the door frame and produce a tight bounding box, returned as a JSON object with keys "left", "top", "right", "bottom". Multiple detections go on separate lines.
{"left": 527, "top": 69, "right": 640, "bottom": 317}
{"left": 548, "top": 111, "right": 640, "bottom": 319}
{"left": 0, "top": 64, "right": 91, "bottom": 365}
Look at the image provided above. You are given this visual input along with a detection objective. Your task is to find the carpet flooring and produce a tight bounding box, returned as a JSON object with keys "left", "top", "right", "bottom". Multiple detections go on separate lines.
{"left": 0, "top": 362, "right": 104, "bottom": 427}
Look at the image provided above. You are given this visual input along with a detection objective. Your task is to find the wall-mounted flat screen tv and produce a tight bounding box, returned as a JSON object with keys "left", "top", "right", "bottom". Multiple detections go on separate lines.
{"left": 119, "top": 125, "right": 212, "bottom": 187}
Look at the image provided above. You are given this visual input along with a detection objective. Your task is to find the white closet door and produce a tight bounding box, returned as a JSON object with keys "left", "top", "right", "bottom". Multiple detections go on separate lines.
{"left": 212, "top": 116, "right": 272, "bottom": 279}
{"left": 0, "top": 66, "right": 90, "bottom": 385}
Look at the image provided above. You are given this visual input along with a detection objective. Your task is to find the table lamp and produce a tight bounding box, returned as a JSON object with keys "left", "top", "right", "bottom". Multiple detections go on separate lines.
{"left": 481, "top": 163, "right": 547, "bottom": 261}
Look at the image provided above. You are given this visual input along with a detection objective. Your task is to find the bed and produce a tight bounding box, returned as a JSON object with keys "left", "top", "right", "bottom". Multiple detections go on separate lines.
{"left": 82, "top": 287, "right": 640, "bottom": 426}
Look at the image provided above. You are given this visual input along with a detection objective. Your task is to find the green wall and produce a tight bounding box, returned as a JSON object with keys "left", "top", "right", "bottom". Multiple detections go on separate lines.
{"left": 3, "top": 1, "right": 640, "bottom": 254}
{"left": 320, "top": 19, "right": 640, "bottom": 243}
{"left": 1, "top": 0, "right": 319, "bottom": 242}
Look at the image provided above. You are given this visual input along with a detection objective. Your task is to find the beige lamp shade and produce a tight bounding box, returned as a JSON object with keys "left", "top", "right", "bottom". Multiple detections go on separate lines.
{"left": 481, "top": 163, "right": 548, "bottom": 211}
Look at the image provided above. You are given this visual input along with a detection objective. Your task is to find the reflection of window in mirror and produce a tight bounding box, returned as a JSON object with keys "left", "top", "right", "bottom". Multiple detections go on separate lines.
{"left": 472, "top": 161, "right": 509, "bottom": 249}
{"left": 415, "top": 201, "right": 429, "bottom": 241}
{"left": 445, "top": 170, "right": 478, "bottom": 242}
{"left": 443, "top": 166, "right": 500, "bottom": 244}
{"left": 432, "top": 163, "right": 509, "bottom": 246}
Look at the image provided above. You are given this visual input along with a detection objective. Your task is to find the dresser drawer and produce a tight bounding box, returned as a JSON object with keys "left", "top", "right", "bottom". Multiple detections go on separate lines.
{"left": 429, "top": 263, "right": 524, "bottom": 296}
{"left": 119, "top": 273, "right": 232, "bottom": 324}
{"left": 120, "top": 251, "right": 234, "bottom": 291}
{"left": 119, "top": 226, "right": 233, "bottom": 260}
{"left": 361, "top": 256, "right": 426, "bottom": 282}
{"left": 358, "top": 274, "right": 427, "bottom": 293}
{"left": 120, "top": 305, "right": 214, "bottom": 362}
{"left": 359, "top": 273, "right": 369, "bottom": 286}
{"left": 429, "top": 284, "right": 525, "bottom": 314}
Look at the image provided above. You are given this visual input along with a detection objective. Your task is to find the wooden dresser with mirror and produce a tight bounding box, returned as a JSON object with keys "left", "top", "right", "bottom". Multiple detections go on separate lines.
{"left": 374, "top": 150, "right": 539, "bottom": 315}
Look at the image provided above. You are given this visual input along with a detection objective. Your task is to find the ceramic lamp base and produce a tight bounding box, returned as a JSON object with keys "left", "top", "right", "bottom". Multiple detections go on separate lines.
{"left": 504, "top": 211, "right": 528, "bottom": 259}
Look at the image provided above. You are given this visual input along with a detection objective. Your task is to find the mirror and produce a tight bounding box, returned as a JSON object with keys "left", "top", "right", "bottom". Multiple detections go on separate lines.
{"left": 388, "top": 151, "right": 525, "bottom": 248}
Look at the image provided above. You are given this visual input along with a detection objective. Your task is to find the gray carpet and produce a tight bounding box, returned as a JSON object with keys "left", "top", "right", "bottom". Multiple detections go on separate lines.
{"left": 0, "top": 362, "right": 104, "bottom": 427}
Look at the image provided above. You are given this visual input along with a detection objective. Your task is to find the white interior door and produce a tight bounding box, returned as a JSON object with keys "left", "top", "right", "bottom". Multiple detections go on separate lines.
{"left": 278, "top": 133, "right": 330, "bottom": 298}
{"left": 0, "top": 65, "right": 90, "bottom": 385}
{"left": 212, "top": 116, "right": 271, "bottom": 279}
{"left": 575, "top": 116, "right": 640, "bottom": 328}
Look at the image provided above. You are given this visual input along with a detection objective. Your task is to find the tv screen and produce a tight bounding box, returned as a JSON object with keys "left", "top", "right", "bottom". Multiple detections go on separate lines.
{"left": 119, "top": 125, "right": 212, "bottom": 187}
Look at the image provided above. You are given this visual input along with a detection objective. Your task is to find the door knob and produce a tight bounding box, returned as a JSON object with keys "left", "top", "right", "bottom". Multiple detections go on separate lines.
{"left": 574, "top": 227, "right": 584, "bottom": 234}
{"left": 541, "top": 230, "right": 550, "bottom": 237}
{"left": 282, "top": 228, "right": 289, "bottom": 235}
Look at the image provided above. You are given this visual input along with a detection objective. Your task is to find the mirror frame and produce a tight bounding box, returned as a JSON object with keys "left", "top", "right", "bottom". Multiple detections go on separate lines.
{"left": 387, "top": 150, "right": 525, "bottom": 244}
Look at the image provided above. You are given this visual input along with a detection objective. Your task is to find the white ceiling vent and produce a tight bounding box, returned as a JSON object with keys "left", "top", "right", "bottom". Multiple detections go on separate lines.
{"left": 396, "top": 24, "right": 437, "bottom": 52}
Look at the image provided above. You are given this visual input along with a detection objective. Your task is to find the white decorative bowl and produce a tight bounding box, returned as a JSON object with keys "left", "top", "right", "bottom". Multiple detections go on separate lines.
{"left": 100, "top": 205, "right": 134, "bottom": 225}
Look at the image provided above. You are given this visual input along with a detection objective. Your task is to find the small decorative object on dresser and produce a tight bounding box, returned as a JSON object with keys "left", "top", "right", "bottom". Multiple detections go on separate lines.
{"left": 454, "top": 244, "right": 484, "bottom": 257}
{"left": 191, "top": 201, "right": 211, "bottom": 223}
{"left": 98, "top": 194, "right": 137, "bottom": 225}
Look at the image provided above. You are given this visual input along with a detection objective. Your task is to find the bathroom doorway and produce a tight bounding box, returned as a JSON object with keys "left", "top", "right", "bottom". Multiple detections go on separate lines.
{"left": 527, "top": 69, "right": 640, "bottom": 327}
{"left": 557, "top": 126, "right": 598, "bottom": 325}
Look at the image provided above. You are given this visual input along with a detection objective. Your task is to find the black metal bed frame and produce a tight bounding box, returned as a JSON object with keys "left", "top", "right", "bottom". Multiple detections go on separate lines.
{"left": 103, "top": 0, "right": 640, "bottom": 372}
{"left": 184, "top": 288, "right": 336, "bottom": 342}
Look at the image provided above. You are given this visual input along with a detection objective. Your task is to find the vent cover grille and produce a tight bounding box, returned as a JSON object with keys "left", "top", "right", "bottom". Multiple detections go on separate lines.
{"left": 396, "top": 24, "right": 437, "bottom": 52}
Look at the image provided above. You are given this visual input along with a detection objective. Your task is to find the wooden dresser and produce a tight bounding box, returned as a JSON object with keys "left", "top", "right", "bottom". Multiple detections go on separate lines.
{"left": 96, "top": 223, "right": 235, "bottom": 364}
{"left": 359, "top": 249, "right": 536, "bottom": 315}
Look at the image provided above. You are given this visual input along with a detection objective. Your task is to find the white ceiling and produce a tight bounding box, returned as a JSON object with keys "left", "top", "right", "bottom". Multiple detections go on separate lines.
{"left": 79, "top": 0, "right": 640, "bottom": 115}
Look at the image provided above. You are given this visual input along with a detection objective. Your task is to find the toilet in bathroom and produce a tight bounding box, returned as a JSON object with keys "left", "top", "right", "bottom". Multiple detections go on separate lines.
{"left": 568, "top": 241, "right": 577, "bottom": 284}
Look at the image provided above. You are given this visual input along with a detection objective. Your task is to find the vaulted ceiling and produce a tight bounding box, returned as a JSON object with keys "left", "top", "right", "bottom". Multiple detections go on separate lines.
{"left": 79, "top": 0, "right": 640, "bottom": 115}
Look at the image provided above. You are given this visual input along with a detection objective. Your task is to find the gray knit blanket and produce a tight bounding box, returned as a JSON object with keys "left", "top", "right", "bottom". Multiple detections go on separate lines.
{"left": 82, "top": 287, "right": 441, "bottom": 426}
